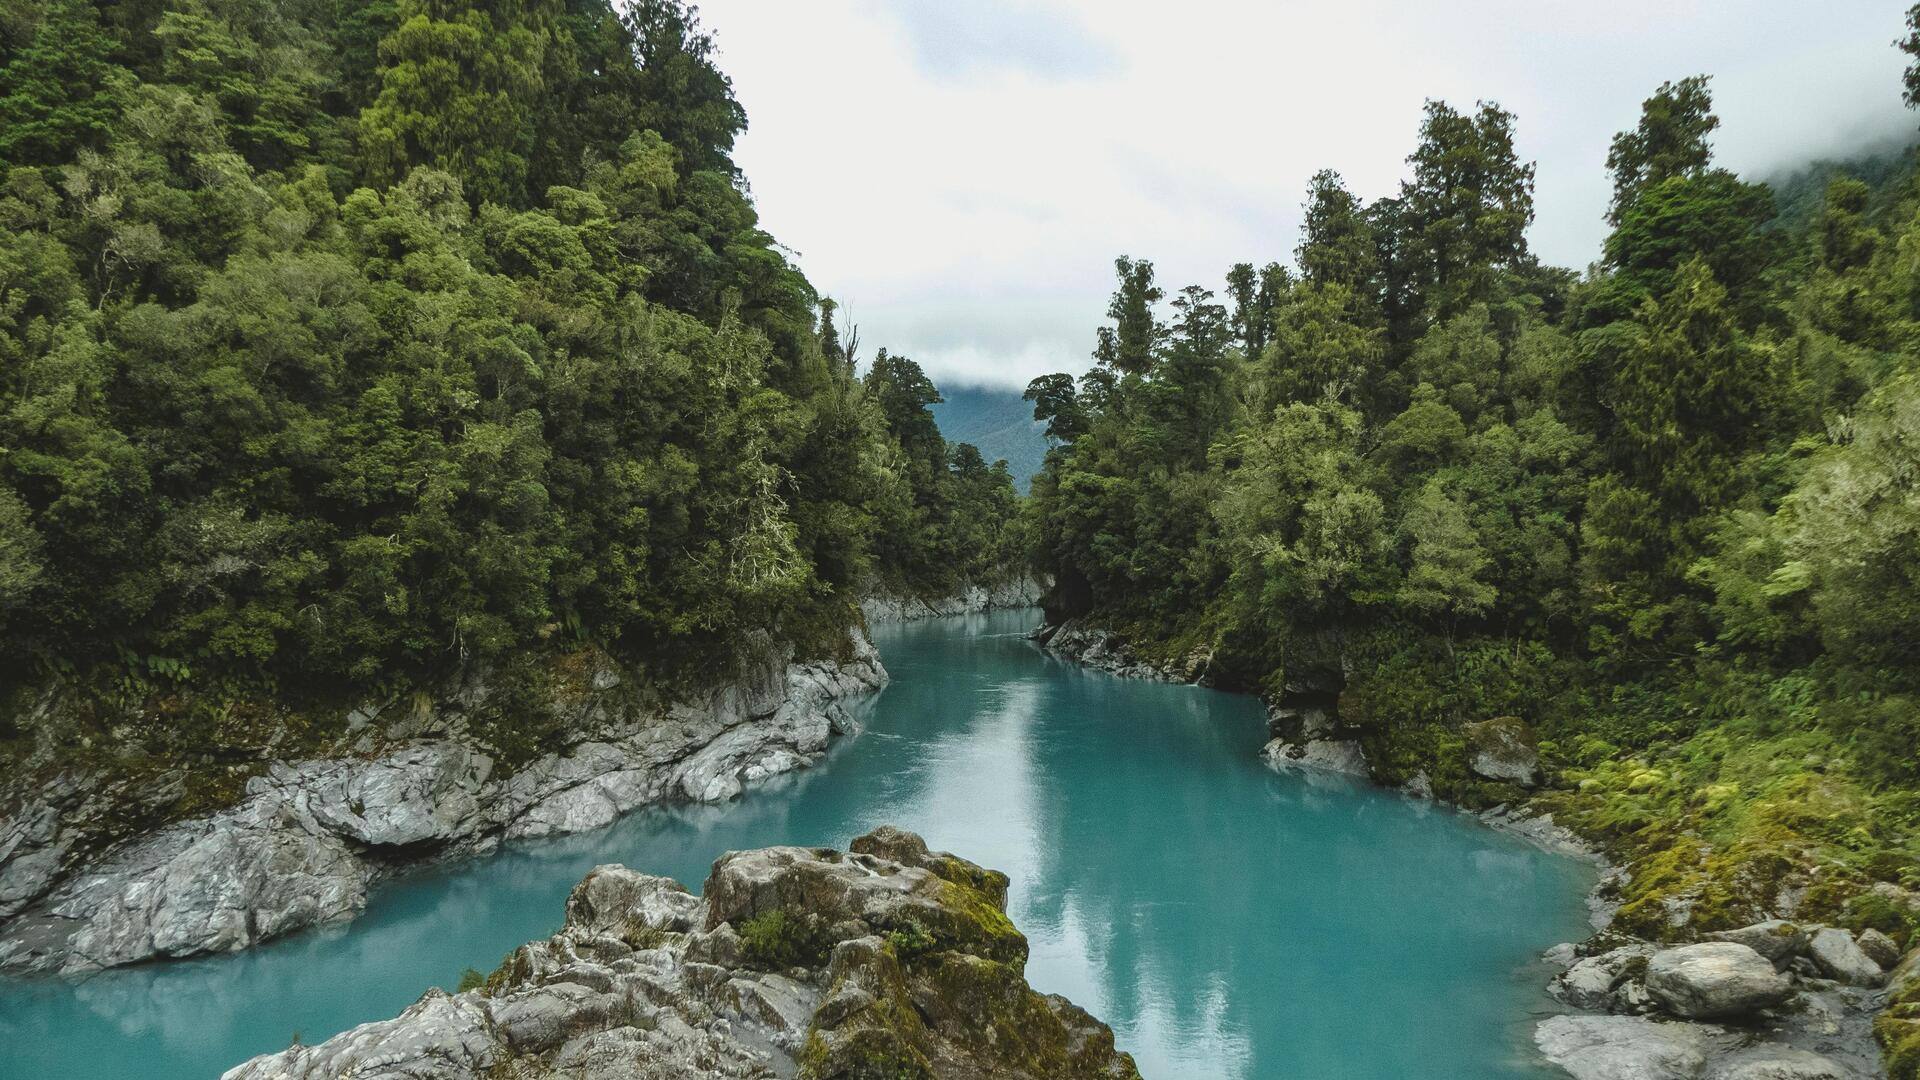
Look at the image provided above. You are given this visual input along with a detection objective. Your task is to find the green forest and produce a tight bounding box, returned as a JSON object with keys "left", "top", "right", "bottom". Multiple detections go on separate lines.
{"left": 0, "top": 0, "right": 1020, "bottom": 766}
{"left": 1022, "top": 41, "right": 1920, "bottom": 1066}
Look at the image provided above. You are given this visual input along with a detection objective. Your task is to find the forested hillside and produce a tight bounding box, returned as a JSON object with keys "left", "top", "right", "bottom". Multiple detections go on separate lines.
{"left": 1024, "top": 48, "right": 1920, "bottom": 1064}
{"left": 930, "top": 385, "right": 1049, "bottom": 492}
{"left": 0, "top": 0, "right": 1017, "bottom": 766}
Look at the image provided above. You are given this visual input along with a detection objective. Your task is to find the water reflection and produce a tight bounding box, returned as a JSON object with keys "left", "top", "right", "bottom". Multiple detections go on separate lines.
{"left": 0, "top": 610, "right": 1593, "bottom": 1080}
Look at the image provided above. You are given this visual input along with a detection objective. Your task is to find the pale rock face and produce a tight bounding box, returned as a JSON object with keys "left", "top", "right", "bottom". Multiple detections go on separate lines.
{"left": 1644, "top": 942, "right": 1794, "bottom": 1020}
{"left": 1703, "top": 1046, "right": 1850, "bottom": 1080}
{"left": 1534, "top": 1014, "right": 1735, "bottom": 1080}
{"left": 1260, "top": 738, "right": 1369, "bottom": 778}
{"left": 1806, "top": 927, "right": 1884, "bottom": 987}
{"left": 858, "top": 576, "right": 1044, "bottom": 623}
{"left": 0, "top": 633, "right": 888, "bottom": 974}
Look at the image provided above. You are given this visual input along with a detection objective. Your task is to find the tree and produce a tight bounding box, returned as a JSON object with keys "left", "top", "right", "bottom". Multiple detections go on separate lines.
{"left": 1398, "top": 478, "right": 1495, "bottom": 624}
{"left": 1024, "top": 373, "right": 1088, "bottom": 443}
{"left": 1297, "top": 169, "right": 1379, "bottom": 295}
{"left": 1402, "top": 100, "right": 1536, "bottom": 319}
{"left": 1605, "top": 76, "right": 1718, "bottom": 225}
{"left": 1092, "top": 256, "right": 1165, "bottom": 376}
{"left": 358, "top": 0, "right": 560, "bottom": 205}
{"left": 0, "top": 0, "right": 123, "bottom": 166}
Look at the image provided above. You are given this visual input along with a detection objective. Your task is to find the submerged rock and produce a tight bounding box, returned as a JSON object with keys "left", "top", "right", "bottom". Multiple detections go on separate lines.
{"left": 0, "top": 635, "right": 888, "bottom": 974}
{"left": 1645, "top": 942, "right": 1795, "bottom": 1020}
{"left": 222, "top": 828, "right": 1140, "bottom": 1080}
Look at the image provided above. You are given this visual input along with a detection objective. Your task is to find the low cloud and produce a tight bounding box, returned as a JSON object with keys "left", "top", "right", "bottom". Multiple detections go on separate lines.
{"left": 704, "top": 0, "right": 1920, "bottom": 391}
{"left": 868, "top": 0, "right": 1121, "bottom": 83}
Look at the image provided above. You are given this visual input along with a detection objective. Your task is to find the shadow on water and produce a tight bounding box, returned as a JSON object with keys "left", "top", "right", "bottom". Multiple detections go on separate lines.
{"left": 0, "top": 609, "right": 1594, "bottom": 1080}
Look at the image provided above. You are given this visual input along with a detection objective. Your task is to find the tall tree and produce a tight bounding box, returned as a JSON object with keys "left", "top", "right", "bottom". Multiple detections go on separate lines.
{"left": 1092, "top": 256, "right": 1165, "bottom": 377}
{"left": 1605, "top": 76, "right": 1718, "bottom": 225}
{"left": 1401, "top": 100, "right": 1536, "bottom": 319}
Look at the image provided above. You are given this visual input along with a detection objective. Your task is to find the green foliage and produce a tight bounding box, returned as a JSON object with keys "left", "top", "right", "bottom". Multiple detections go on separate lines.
{"left": 0, "top": 0, "right": 1022, "bottom": 775}
{"left": 1026, "top": 65, "right": 1920, "bottom": 1024}
{"left": 739, "top": 910, "right": 829, "bottom": 970}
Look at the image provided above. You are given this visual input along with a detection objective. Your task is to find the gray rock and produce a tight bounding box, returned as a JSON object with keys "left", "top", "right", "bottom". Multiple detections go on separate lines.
{"left": 1854, "top": 928, "right": 1901, "bottom": 971}
{"left": 1464, "top": 716, "right": 1541, "bottom": 786}
{"left": 859, "top": 575, "right": 1043, "bottom": 623}
{"left": 1402, "top": 770, "right": 1434, "bottom": 800}
{"left": 1705, "top": 920, "right": 1809, "bottom": 967}
{"left": 223, "top": 829, "right": 1138, "bottom": 1080}
{"left": 1534, "top": 1014, "right": 1736, "bottom": 1080}
{"left": 1551, "top": 943, "right": 1656, "bottom": 1011}
{"left": 1806, "top": 927, "right": 1883, "bottom": 986}
{"left": 1260, "top": 738, "right": 1368, "bottom": 778}
{"left": 1703, "top": 1046, "right": 1849, "bottom": 1080}
{"left": 1, "top": 634, "right": 889, "bottom": 974}
{"left": 1645, "top": 942, "right": 1794, "bottom": 1019}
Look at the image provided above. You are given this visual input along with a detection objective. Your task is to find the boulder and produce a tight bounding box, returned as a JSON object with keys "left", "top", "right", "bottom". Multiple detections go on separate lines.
{"left": 1704, "top": 920, "right": 1808, "bottom": 967}
{"left": 1534, "top": 1014, "right": 1734, "bottom": 1080}
{"left": 1463, "top": 716, "right": 1541, "bottom": 786}
{"left": 1645, "top": 942, "right": 1794, "bottom": 1019}
{"left": 1855, "top": 928, "right": 1902, "bottom": 971}
{"left": 1806, "top": 926, "right": 1883, "bottom": 986}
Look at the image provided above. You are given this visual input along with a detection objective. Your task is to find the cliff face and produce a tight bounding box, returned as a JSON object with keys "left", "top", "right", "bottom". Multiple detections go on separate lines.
{"left": 859, "top": 576, "right": 1045, "bottom": 624}
{"left": 223, "top": 827, "right": 1140, "bottom": 1080}
{"left": 0, "top": 634, "right": 887, "bottom": 974}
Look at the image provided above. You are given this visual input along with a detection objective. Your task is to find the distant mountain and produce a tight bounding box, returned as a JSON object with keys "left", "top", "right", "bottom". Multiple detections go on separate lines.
{"left": 932, "top": 385, "right": 1051, "bottom": 493}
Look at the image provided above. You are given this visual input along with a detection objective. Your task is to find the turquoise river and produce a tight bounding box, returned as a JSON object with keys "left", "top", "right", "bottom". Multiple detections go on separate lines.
{"left": 0, "top": 609, "right": 1596, "bottom": 1079}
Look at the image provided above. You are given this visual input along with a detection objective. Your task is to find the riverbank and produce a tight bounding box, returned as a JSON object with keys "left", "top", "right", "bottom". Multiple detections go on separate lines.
{"left": 220, "top": 826, "right": 1140, "bottom": 1080}
{"left": 859, "top": 575, "right": 1045, "bottom": 623}
{"left": 0, "top": 631, "right": 886, "bottom": 975}
{"left": 1034, "top": 616, "right": 1909, "bottom": 1079}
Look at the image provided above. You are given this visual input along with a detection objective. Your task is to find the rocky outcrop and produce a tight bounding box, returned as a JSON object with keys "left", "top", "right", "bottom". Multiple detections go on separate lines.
{"left": 860, "top": 575, "right": 1045, "bottom": 623}
{"left": 1540, "top": 920, "right": 1894, "bottom": 1079}
{"left": 1260, "top": 737, "right": 1368, "bottom": 778}
{"left": 1030, "top": 618, "right": 1209, "bottom": 683}
{"left": 223, "top": 827, "right": 1140, "bottom": 1080}
{"left": 0, "top": 635, "right": 887, "bottom": 975}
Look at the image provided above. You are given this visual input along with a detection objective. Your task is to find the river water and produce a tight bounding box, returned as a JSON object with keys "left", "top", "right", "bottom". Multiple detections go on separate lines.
{"left": 0, "top": 609, "right": 1594, "bottom": 1079}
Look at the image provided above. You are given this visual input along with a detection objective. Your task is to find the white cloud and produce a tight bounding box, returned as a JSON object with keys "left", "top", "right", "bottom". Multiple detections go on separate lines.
{"left": 700, "top": 0, "right": 1916, "bottom": 389}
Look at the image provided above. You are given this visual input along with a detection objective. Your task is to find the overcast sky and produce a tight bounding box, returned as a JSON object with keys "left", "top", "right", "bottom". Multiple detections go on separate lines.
{"left": 696, "top": 0, "right": 1917, "bottom": 390}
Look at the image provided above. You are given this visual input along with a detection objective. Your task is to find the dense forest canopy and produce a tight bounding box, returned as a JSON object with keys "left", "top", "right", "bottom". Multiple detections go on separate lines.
{"left": 1022, "top": 21, "right": 1920, "bottom": 992}
{"left": 0, "top": 0, "right": 1020, "bottom": 759}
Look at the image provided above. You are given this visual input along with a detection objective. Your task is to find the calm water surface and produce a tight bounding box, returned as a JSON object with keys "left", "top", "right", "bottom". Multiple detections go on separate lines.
{"left": 0, "top": 610, "right": 1593, "bottom": 1079}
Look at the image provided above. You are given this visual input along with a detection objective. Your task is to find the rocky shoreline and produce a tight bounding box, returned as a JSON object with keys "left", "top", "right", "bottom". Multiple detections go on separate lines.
{"left": 221, "top": 826, "right": 1140, "bottom": 1080}
{"left": 1034, "top": 618, "right": 1906, "bottom": 1080}
{"left": 0, "top": 633, "right": 888, "bottom": 975}
{"left": 858, "top": 575, "right": 1045, "bottom": 623}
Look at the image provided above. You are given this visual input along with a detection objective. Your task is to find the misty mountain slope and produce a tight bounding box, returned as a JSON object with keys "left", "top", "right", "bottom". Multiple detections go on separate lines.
{"left": 931, "top": 386, "right": 1051, "bottom": 492}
